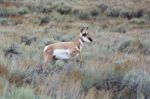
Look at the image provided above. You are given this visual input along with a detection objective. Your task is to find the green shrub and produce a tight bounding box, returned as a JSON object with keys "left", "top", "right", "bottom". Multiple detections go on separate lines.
{"left": 12, "top": 87, "right": 35, "bottom": 99}
{"left": 122, "top": 70, "right": 150, "bottom": 90}
{"left": 90, "top": 9, "right": 99, "bottom": 17}
{"left": 111, "top": 25, "right": 126, "bottom": 33}
{"left": 0, "top": 18, "right": 17, "bottom": 25}
{"left": 4, "top": 43, "right": 22, "bottom": 59}
{"left": 119, "top": 8, "right": 130, "bottom": 18}
{"left": 8, "top": 67, "right": 32, "bottom": 85}
{"left": 145, "top": 11, "right": 150, "bottom": 20}
{"left": 57, "top": 5, "right": 72, "bottom": 15}
{"left": 105, "top": 7, "right": 120, "bottom": 17}
{"left": 81, "top": 70, "right": 96, "bottom": 92}
{"left": 0, "top": 18, "right": 7, "bottom": 25}
{"left": 0, "top": 8, "right": 9, "bottom": 17}
{"left": 31, "top": 5, "right": 52, "bottom": 14}
{"left": 105, "top": 7, "right": 144, "bottom": 19}
{"left": 130, "top": 18, "right": 147, "bottom": 25}
{"left": 8, "top": 8, "right": 19, "bottom": 17}
{"left": 120, "top": 70, "right": 150, "bottom": 99}
{"left": 54, "top": 60, "right": 65, "bottom": 67}
{"left": 38, "top": 36, "right": 59, "bottom": 47}
{"left": 73, "top": 9, "right": 90, "bottom": 20}
{"left": 81, "top": 65, "right": 115, "bottom": 92}
{"left": 98, "top": 4, "right": 108, "bottom": 13}
{"left": 118, "top": 40, "right": 150, "bottom": 55}
{"left": 53, "top": 3, "right": 72, "bottom": 15}
{"left": 59, "top": 34, "right": 75, "bottom": 42}
{"left": 82, "top": 4, "right": 107, "bottom": 19}
{"left": 48, "top": 60, "right": 65, "bottom": 72}
{"left": 131, "top": 9, "right": 144, "bottom": 18}
{"left": 39, "top": 16, "right": 50, "bottom": 25}
{"left": 18, "top": 7, "right": 30, "bottom": 15}
{"left": 20, "top": 36, "right": 37, "bottom": 46}
{"left": 118, "top": 39, "right": 131, "bottom": 53}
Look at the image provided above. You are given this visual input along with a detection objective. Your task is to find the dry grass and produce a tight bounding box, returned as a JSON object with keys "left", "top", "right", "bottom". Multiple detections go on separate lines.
{"left": 0, "top": 0, "right": 150, "bottom": 99}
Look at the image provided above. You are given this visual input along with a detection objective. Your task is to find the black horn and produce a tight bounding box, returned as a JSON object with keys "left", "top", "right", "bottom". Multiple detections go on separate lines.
{"left": 86, "top": 27, "right": 88, "bottom": 30}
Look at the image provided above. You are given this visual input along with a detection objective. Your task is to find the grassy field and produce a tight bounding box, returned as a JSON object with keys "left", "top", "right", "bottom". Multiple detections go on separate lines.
{"left": 0, "top": 0, "right": 150, "bottom": 99}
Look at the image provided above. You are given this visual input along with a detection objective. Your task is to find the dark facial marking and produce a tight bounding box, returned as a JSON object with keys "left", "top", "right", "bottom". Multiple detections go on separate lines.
{"left": 82, "top": 33, "right": 86, "bottom": 36}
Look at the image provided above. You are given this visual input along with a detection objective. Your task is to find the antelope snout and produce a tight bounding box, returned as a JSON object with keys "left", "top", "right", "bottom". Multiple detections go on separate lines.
{"left": 88, "top": 37, "right": 93, "bottom": 43}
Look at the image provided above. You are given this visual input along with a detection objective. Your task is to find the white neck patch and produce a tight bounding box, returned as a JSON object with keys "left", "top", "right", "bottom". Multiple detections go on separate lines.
{"left": 79, "top": 39, "right": 84, "bottom": 51}
{"left": 79, "top": 39, "right": 84, "bottom": 46}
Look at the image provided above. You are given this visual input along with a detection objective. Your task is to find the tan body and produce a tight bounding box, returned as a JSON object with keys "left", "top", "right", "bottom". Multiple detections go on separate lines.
{"left": 44, "top": 40, "right": 81, "bottom": 66}
{"left": 43, "top": 27, "right": 92, "bottom": 69}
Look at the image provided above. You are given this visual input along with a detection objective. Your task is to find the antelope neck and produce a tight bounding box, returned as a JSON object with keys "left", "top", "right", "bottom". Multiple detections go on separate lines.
{"left": 75, "top": 37, "right": 84, "bottom": 51}
{"left": 79, "top": 37, "right": 84, "bottom": 46}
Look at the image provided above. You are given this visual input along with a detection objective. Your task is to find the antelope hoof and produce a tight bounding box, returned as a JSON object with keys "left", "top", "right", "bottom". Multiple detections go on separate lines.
{"left": 77, "top": 59, "right": 83, "bottom": 63}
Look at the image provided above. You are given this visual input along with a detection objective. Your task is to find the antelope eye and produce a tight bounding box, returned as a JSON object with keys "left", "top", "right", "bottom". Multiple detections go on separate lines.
{"left": 82, "top": 33, "right": 86, "bottom": 36}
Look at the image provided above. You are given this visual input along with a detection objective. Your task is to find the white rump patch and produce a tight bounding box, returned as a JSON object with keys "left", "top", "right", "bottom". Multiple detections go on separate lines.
{"left": 44, "top": 45, "right": 49, "bottom": 52}
{"left": 53, "top": 49, "right": 70, "bottom": 59}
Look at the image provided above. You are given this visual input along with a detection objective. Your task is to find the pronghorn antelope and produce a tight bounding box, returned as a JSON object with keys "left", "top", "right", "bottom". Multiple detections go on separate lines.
{"left": 43, "top": 27, "right": 93, "bottom": 69}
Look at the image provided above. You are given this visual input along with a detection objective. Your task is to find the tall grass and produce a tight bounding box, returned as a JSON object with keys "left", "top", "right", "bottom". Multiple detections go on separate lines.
{"left": 0, "top": 0, "right": 150, "bottom": 99}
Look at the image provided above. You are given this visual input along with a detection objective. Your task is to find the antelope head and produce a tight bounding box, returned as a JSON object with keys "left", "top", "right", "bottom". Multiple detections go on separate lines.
{"left": 80, "top": 27, "right": 93, "bottom": 43}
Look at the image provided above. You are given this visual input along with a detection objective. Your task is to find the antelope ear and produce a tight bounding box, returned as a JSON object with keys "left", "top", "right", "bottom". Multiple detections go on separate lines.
{"left": 81, "top": 27, "right": 85, "bottom": 33}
